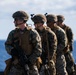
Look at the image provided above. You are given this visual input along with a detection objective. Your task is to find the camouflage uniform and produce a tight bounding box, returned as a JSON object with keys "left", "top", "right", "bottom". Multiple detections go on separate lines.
{"left": 5, "top": 11, "right": 42, "bottom": 75}
{"left": 57, "top": 15, "right": 75, "bottom": 75}
{"left": 46, "top": 14, "right": 68, "bottom": 75}
{"left": 31, "top": 14, "right": 57, "bottom": 75}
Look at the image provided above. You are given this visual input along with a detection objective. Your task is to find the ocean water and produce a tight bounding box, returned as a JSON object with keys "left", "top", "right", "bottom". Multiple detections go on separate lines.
{"left": 0, "top": 40, "right": 76, "bottom": 71}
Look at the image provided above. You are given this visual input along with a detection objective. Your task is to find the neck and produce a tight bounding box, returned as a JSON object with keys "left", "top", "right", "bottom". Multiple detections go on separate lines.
{"left": 48, "top": 23, "right": 55, "bottom": 29}
{"left": 38, "top": 25, "right": 44, "bottom": 31}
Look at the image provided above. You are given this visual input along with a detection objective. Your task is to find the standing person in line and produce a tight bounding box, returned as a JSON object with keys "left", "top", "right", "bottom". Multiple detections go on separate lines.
{"left": 57, "top": 15, "right": 75, "bottom": 75}
{"left": 31, "top": 14, "right": 57, "bottom": 75}
{"left": 46, "top": 14, "right": 68, "bottom": 75}
{"left": 4, "top": 10, "right": 42, "bottom": 75}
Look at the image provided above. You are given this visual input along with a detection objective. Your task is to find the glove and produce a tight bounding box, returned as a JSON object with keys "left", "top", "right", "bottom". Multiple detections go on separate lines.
{"left": 11, "top": 48, "right": 18, "bottom": 56}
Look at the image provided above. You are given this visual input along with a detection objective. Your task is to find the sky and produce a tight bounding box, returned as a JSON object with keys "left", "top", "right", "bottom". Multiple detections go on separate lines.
{"left": 0, "top": 0, "right": 76, "bottom": 40}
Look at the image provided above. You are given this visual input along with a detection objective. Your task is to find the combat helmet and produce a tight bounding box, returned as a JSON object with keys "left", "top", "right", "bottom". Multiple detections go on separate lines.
{"left": 45, "top": 14, "right": 57, "bottom": 23}
{"left": 12, "top": 11, "right": 29, "bottom": 22}
{"left": 31, "top": 14, "right": 46, "bottom": 23}
{"left": 57, "top": 15, "right": 65, "bottom": 22}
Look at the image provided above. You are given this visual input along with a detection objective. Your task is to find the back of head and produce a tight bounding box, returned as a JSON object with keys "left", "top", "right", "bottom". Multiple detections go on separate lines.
{"left": 46, "top": 14, "right": 57, "bottom": 23}
{"left": 31, "top": 14, "right": 46, "bottom": 23}
{"left": 57, "top": 15, "right": 65, "bottom": 22}
{"left": 12, "top": 10, "right": 29, "bottom": 22}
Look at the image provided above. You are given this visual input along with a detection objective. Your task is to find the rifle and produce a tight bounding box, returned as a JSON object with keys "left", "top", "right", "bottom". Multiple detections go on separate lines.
{"left": 14, "top": 41, "right": 29, "bottom": 75}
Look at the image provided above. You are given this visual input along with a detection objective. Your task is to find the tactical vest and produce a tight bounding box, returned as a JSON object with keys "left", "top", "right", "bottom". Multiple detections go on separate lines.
{"left": 13, "top": 27, "right": 33, "bottom": 55}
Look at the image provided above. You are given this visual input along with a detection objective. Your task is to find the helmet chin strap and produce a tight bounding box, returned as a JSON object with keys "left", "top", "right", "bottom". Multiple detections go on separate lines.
{"left": 15, "top": 22, "right": 24, "bottom": 27}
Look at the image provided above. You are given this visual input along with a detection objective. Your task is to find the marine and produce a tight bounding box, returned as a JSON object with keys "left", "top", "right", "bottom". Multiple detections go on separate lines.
{"left": 31, "top": 14, "right": 57, "bottom": 75}
{"left": 45, "top": 13, "right": 68, "bottom": 75}
{"left": 4, "top": 10, "right": 42, "bottom": 75}
{"left": 57, "top": 15, "right": 75, "bottom": 75}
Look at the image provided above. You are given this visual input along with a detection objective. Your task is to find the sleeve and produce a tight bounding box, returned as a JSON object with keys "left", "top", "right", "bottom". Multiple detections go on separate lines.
{"left": 48, "top": 31, "right": 57, "bottom": 59}
{"left": 66, "top": 27, "right": 73, "bottom": 44}
{"left": 5, "top": 30, "right": 14, "bottom": 55}
{"left": 66, "top": 27, "right": 74, "bottom": 51}
{"left": 57, "top": 29, "right": 67, "bottom": 51}
{"left": 28, "top": 29, "right": 42, "bottom": 64}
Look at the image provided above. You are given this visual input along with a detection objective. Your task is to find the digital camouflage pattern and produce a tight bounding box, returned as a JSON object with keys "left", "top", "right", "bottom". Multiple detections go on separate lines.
{"left": 46, "top": 14, "right": 68, "bottom": 75}
{"left": 5, "top": 26, "right": 42, "bottom": 75}
{"left": 35, "top": 26, "right": 57, "bottom": 75}
{"left": 60, "top": 24, "right": 73, "bottom": 51}
{"left": 50, "top": 25, "right": 68, "bottom": 75}
{"left": 57, "top": 14, "right": 75, "bottom": 75}
{"left": 31, "top": 13, "right": 57, "bottom": 75}
{"left": 50, "top": 25, "right": 67, "bottom": 54}
{"left": 59, "top": 24, "right": 75, "bottom": 75}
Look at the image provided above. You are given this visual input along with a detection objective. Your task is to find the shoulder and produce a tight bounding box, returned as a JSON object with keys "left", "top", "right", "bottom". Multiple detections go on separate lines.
{"left": 26, "top": 26, "right": 37, "bottom": 34}
{"left": 8, "top": 29, "right": 16, "bottom": 36}
{"left": 64, "top": 24, "right": 73, "bottom": 33}
{"left": 30, "top": 28, "right": 41, "bottom": 41}
{"left": 57, "top": 25, "right": 65, "bottom": 33}
{"left": 66, "top": 25, "right": 72, "bottom": 30}
{"left": 27, "top": 26, "right": 40, "bottom": 37}
{"left": 44, "top": 26, "right": 52, "bottom": 32}
{"left": 64, "top": 24, "right": 71, "bottom": 29}
{"left": 54, "top": 25, "right": 60, "bottom": 29}
{"left": 44, "top": 26, "right": 56, "bottom": 36}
